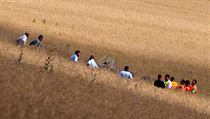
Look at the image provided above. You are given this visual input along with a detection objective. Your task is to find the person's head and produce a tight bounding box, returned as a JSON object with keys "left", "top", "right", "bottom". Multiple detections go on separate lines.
{"left": 88, "top": 55, "right": 95, "bottom": 61}
{"left": 124, "top": 66, "right": 129, "bottom": 71}
{"left": 75, "top": 50, "right": 80, "bottom": 57}
{"left": 25, "top": 32, "right": 29, "bottom": 37}
{"left": 38, "top": 35, "right": 43, "bottom": 41}
{"left": 165, "top": 74, "right": 170, "bottom": 81}
{"left": 180, "top": 79, "right": 185, "bottom": 85}
{"left": 170, "top": 77, "right": 175, "bottom": 81}
{"left": 192, "top": 79, "right": 197, "bottom": 86}
{"left": 158, "top": 74, "right": 162, "bottom": 80}
{"left": 185, "top": 80, "right": 190, "bottom": 86}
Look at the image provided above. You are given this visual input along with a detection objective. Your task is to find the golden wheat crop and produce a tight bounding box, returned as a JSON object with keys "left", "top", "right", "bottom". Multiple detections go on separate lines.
{"left": 0, "top": 0, "right": 210, "bottom": 118}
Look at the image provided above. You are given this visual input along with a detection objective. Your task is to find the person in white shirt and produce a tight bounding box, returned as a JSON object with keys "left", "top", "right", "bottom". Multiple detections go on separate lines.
{"left": 70, "top": 50, "right": 80, "bottom": 62}
{"left": 87, "top": 55, "right": 98, "bottom": 68}
{"left": 16, "top": 32, "right": 29, "bottom": 46}
{"left": 29, "top": 35, "right": 43, "bottom": 47}
{"left": 119, "top": 66, "right": 133, "bottom": 79}
{"left": 164, "top": 74, "right": 172, "bottom": 89}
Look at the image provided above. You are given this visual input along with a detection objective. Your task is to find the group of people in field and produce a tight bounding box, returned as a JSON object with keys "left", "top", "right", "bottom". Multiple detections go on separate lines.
{"left": 16, "top": 32, "right": 133, "bottom": 79}
{"left": 16, "top": 32, "right": 198, "bottom": 94}
{"left": 154, "top": 74, "right": 198, "bottom": 94}
{"left": 70, "top": 50, "right": 133, "bottom": 79}
{"left": 16, "top": 32, "right": 43, "bottom": 47}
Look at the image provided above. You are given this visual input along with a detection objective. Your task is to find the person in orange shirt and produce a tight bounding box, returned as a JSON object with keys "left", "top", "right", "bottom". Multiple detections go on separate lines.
{"left": 185, "top": 80, "right": 191, "bottom": 92}
{"left": 179, "top": 79, "right": 187, "bottom": 92}
{"left": 171, "top": 77, "right": 178, "bottom": 89}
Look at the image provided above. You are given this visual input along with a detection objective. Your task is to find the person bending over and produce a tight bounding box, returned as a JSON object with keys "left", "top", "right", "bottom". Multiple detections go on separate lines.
{"left": 30, "top": 35, "right": 43, "bottom": 47}
{"left": 87, "top": 55, "right": 98, "bottom": 68}
{"left": 16, "top": 32, "right": 29, "bottom": 46}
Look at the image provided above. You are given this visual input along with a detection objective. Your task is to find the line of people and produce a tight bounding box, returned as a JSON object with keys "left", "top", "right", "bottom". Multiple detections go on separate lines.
{"left": 154, "top": 74, "right": 198, "bottom": 94}
{"left": 16, "top": 33, "right": 198, "bottom": 94}
{"left": 16, "top": 33, "right": 133, "bottom": 79}
{"left": 70, "top": 50, "right": 133, "bottom": 79}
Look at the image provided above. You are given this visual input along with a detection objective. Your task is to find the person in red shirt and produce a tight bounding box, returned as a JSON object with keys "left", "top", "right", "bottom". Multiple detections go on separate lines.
{"left": 190, "top": 79, "right": 198, "bottom": 94}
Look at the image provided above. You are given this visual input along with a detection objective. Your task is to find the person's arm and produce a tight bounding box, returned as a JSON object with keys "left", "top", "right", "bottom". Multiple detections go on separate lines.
{"left": 129, "top": 72, "right": 133, "bottom": 79}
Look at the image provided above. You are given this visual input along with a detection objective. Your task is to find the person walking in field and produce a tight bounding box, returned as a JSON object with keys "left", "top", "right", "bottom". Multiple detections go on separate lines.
{"left": 171, "top": 77, "right": 179, "bottom": 89}
{"left": 87, "top": 55, "right": 98, "bottom": 68}
{"left": 119, "top": 66, "right": 133, "bottom": 79}
{"left": 164, "top": 74, "right": 172, "bottom": 89}
{"left": 70, "top": 50, "right": 80, "bottom": 62}
{"left": 29, "top": 35, "right": 43, "bottom": 47}
{"left": 16, "top": 32, "right": 29, "bottom": 46}
{"left": 185, "top": 80, "right": 191, "bottom": 92}
{"left": 179, "top": 79, "right": 187, "bottom": 92}
{"left": 154, "top": 74, "right": 165, "bottom": 88}
{"left": 189, "top": 79, "right": 198, "bottom": 94}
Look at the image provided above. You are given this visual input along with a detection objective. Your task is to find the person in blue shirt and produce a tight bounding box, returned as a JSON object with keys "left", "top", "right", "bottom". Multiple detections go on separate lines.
{"left": 87, "top": 55, "right": 98, "bottom": 68}
{"left": 119, "top": 66, "right": 133, "bottom": 79}
{"left": 29, "top": 35, "right": 43, "bottom": 47}
{"left": 70, "top": 50, "right": 80, "bottom": 62}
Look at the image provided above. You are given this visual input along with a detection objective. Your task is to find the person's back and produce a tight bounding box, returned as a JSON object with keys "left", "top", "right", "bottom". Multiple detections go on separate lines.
{"left": 119, "top": 71, "right": 133, "bottom": 79}
{"left": 119, "top": 66, "right": 133, "bottom": 79}
{"left": 87, "top": 55, "right": 98, "bottom": 68}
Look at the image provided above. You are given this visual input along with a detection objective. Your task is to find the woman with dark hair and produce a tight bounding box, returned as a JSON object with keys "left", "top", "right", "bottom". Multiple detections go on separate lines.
{"left": 87, "top": 55, "right": 98, "bottom": 68}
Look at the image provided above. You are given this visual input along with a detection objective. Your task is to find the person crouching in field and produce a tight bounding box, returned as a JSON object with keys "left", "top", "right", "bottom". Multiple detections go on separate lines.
{"left": 154, "top": 74, "right": 165, "bottom": 88}
{"left": 119, "top": 66, "right": 133, "bottom": 79}
{"left": 70, "top": 50, "right": 80, "bottom": 62}
{"left": 87, "top": 55, "right": 98, "bottom": 68}
{"left": 171, "top": 77, "right": 178, "bottom": 89}
{"left": 189, "top": 79, "right": 198, "bottom": 94}
{"left": 29, "top": 35, "right": 43, "bottom": 47}
{"left": 16, "top": 32, "right": 29, "bottom": 46}
{"left": 164, "top": 74, "right": 172, "bottom": 89}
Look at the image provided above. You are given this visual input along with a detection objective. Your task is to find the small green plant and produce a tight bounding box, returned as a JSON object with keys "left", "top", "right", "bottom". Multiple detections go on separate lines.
{"left": 42, "top": 19, "right": 46, "bottom": 24}
{"left": 17, "top": 48, "right": 24, "bottom": 64}
{"left": 32, "top": 18, "right": 36, "bottom": 23}
{"left": 43, "top": 56, "right": 53, "bottom": 71}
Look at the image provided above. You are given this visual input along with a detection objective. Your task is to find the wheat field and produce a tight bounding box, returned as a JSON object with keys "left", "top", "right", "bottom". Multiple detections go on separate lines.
{"left": 0, "top": 0, "right": 210, "bottom": 118}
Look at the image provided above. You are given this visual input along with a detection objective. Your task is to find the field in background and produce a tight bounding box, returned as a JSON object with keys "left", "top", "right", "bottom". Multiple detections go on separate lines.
{"left": 0, "top": 0, "right": 210, "bottom": 118}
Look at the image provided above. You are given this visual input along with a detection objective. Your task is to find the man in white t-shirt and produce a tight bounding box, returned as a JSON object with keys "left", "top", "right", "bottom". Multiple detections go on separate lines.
{"left": 16, "top": 32, "right": 29, "bottom": 46}
{"left": 70, "top": 50, "right": 80, "bottom": 62}
{"left": 119, "top": 66, "right": 133, "bottom": 79}
{"left": 87, "top": 55, "right": 98, "bottom": 68}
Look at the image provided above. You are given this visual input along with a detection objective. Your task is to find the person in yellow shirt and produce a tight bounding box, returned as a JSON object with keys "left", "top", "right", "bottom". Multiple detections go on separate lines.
{"left": 171, "top": 77, "right": 178, "bottom": 89}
